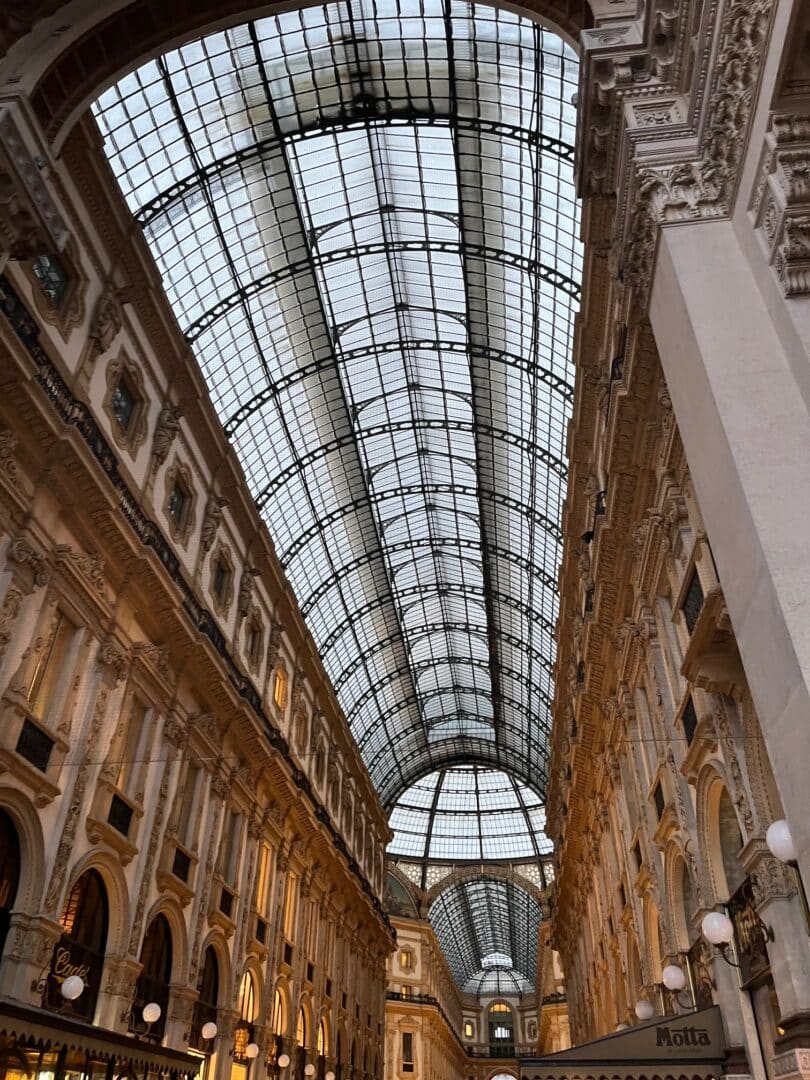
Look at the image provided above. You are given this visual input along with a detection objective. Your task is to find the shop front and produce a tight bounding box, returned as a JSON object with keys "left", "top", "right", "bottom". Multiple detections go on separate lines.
{"left": 0, "top": 1000, "right": 200, "bottom": 1080}
{"left": 521, "top": 1006, "right": 726, "bottom": 1080}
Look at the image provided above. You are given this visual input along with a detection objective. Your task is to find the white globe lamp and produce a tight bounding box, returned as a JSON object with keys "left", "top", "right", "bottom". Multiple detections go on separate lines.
{"left": 60, "top": 975, "right": 85, "bottom": 1001}
{"left": 634, "top": 999, "right": 655, "bottom": 1021}
{"left": 201, "top": 1021, "right": 218, "bottom": 1041}
{"left": 662, "top": 964, "right": 687, "bottom": 992}
{"left": 325, "top": 1071, "right": 336, "bottom": 1080}
{"left": 615, "top": 1023, "right": 628, "bottom": 1032}
{"left": 305, "top": 1065, "right": 316, "bottom": 1077}
{"left": 142, "top": 1002, "right": 162, "bottom": 1025}
{"left": 766, "top": 820, "right": 798, "bottom": 865}
{"left": 702, "top": 911, "right": 734, "bottom": 946}
{"left": 278, "top": 1054, "right": 291, "bottom": 1069}
{"left": 246, "top": 1044, "right": 260, "bottom": 1060}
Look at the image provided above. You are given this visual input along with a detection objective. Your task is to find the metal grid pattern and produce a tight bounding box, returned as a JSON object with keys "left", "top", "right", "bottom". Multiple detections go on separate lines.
{"left": 428, "top": 877, "right": 540, "bottom": 989}
{"left": 92, "top": 1, "right": 580, "bottom": 807}
{"left": 389, "top": 765, "right": 552, "bottom": 863}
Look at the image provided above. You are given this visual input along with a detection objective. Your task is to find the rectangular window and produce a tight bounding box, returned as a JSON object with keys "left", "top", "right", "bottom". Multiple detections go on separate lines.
{"left": 464, "top": 1021, "right": 474, "bottom": 1039}
{"left": 682, "top": 569, "right": 705, "bottom": 634}
{"left": 247, "top": 623, "right": 260, "bottom": 663}
{"left": 178, "top": 761, "right": 201, "bottom": 848}
{"left": 107, "top": 793, "right": 133, "bottom": 837}
{"left": 117, "top": 697, "right": 149, "bottom": 794}
{"left": 171, "top": 846, "right": 191, "bottom": 882}
{"left": 32, "top": 254, "right": 68, "bottom": 307}
{"left": 273, "top": 668, "right": 288, "bottom": 710}
{"left": 682, "top": 695, "right": 698, "bottom": 744}
{"left": 28, "top": 610, "right": 76, "bottom": 722}
{"left": 111, "top": 378, "right": 135, "bottom": 432}
{"left": 219, "top": 885, "right": 234, "bottom": 918}
{"left": 653, "top": 781, "right": 665, "bottom": 820}
{"left": 168, "top": 482, "right": 187, "bottom": 525}
{"left": 402, "top": 1033, "right": 414, "bottom": 1071}
{"left": 399, "top": 950, "right": 413, "bottom": 971}
{"left": 213, "top": 557, "right": 229, "bottom": 599}
{"left": 283, "top": 874, "right": 297, "bottom": 940}
{"left": 255, "top": 843, "right": 271, "bottom": 916}
{"left": 221, "top": 810, "right": 241, "bottom": 884}
{"left": 15, "top": 718, "right": 54, "bottom": 772}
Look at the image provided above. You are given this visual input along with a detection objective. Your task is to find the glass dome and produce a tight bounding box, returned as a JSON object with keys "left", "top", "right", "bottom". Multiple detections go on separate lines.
{"left": 388, "top": 766, "right": 552, "bottom": 862}
{"left": 463, "top": 967, "right": 533, "bottom": 997}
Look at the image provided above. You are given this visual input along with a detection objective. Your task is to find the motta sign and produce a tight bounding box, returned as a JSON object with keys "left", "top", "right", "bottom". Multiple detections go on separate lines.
{"left": 655, "top": 1023, "right": 712, "bottom": 1050}
{"left": 519, "top": 1006, "right": 726, "bottom": 1080}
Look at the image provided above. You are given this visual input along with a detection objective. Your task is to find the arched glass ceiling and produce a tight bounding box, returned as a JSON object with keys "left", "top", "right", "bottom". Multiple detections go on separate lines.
{"left": 92, "top": 1, "right": 580, "bottom": 806}
{"left": 463, "top": 966, "right": 533, "bottom": 996}
{"left": 389, "top": 766, "right": 553, "bottom": 861}
{"left": 429, "top": 878, "right": 541, "bottom": 990}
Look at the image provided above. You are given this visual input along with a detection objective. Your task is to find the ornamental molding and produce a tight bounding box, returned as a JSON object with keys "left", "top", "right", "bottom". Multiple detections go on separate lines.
{"left": 751, "top": 112, "right": 810, "bottom": 296}
{"left": 0, "top": 104, "right": 68, "bottom": 264}
{"left": 578, "top": 0, "right": 778, "bottom": 304}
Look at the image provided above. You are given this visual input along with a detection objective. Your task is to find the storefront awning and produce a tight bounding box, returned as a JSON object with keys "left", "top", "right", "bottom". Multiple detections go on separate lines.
{"left": 521, "top": 1007, "right": 726, "bottom": 1080}
{"left": 0, "top": 999, "right": 201, "bottom": 1080}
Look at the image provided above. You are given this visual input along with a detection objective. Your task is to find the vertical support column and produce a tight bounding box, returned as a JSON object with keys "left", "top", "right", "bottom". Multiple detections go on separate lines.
{"left": 649, "top": 219, "right": 810, "bottom": 890}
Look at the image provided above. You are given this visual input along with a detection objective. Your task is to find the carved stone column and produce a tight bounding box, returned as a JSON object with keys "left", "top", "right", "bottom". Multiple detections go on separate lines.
{"left": 96, "top": 954, "right": 141, "bottom": 1031}
{"left": 0, "top": 912, "right": 61, "bottom": 1004}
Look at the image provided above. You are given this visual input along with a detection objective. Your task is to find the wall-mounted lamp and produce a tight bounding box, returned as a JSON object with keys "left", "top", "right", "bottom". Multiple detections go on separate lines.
{"left": 122, "top": 1001, "right": 162, "bottom": 1036}
{"left": 246, "top": 1044, "right": 260, "bottom": 1060}
{"left": 304, "top": 1065, "right": 316, "bottom": 1077}
{"left": 277, "top": 1053, "right": 291, "bottom": 1070}
{"left": 634, "top": 999, "right": 655, "bottom": 1022}
{"left": 325, "top": 1071, "right": 336, "bottom": 1080}
{"left": 701, "top": 908, "right": 773, "bottom": 969}
{"left": 31, "top": 969, "right": 85, "bottom": 1007}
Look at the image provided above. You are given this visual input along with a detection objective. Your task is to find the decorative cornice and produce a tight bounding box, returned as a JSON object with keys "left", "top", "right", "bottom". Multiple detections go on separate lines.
{"left": 0, "top": 272, "right": 393, "bottom": 938}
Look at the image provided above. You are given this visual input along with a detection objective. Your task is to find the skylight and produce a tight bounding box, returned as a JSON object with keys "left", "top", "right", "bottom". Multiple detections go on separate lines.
{"left": 92, "top": 0, "right": 580, "bottom": 808}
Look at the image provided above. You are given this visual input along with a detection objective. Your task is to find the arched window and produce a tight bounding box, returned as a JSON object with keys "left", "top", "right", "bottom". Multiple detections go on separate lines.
{"left": 0, "top": 810, "right": 21, "bottom": 966}
{"left": 317, "top": 1019, "right": 328, "bottom": 1080}
{"left": 234, "top": 971, "right": 257, "bottom": 1062}
{"left": 673, "top": 858, "right": 699, "bottom": 949}
{"left": 488, "top": 1004, "right": 514, "bottom": 1056}
{"left": 132, "top": 914, "right": 172, "bottom": 1038}
{"left": 718, "top": 788, "right": 745, "bottom": 899}
{"left": 191, "top": 946, "right": 219, "bottom": 1050}
{"left": 49, "top": 869, "right": 109, "bottom": 1020}
{"left": 296, "top": 1006, "right": 309, "bottom": 1080}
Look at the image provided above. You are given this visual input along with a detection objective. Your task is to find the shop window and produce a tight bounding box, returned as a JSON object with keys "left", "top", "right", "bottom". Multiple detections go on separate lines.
{"left": 31, "top": 254, "right": 68, "bottom": 308}
{"left": 131, "top": 914, "right": 172, "bottom": 1038}
{"left": 27, "top": 609, "right": 77, "bottom": 723}
{"left": 190, "top": 946, "right": 219, "bottom": 1049}
{"left": 0, "top": 810, "right": 21, "bottom": 965}
{"left": 49, "top": 869, "right": 109, "bottom": 1020}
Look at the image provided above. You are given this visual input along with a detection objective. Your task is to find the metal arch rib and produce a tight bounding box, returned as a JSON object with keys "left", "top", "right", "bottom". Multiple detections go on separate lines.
{"left": 135, "top": 110, "right": 575, "bottom": 226}
{"left": 223, "top": 342, "right": 572, "bottom": 437}
{"left": 182, "top": 237, "right": 579, "bottom": 341}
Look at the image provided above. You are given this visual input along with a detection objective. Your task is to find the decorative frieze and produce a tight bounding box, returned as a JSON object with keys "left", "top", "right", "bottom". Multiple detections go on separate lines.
{"left": 752, "top": 113, "right": 810, "bottom": 295}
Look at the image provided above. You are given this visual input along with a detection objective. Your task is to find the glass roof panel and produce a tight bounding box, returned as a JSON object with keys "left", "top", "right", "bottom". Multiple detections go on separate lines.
{"left": 93, "top": 0, "right": 579, "bottom": 806}
{"left": 388, "top": 765, "right": 552, "bottom": 863}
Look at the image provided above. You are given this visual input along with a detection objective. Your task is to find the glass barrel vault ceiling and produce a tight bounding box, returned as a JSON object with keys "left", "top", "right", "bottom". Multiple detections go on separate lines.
{"left": 92, "top": 3, "right": 580, "bottom": 808}
{"left": 389, "top": 765, "right": 553, "bottom": 862}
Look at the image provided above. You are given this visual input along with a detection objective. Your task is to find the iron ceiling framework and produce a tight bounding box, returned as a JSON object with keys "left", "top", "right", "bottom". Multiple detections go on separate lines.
{"left": 428, "top": 877, "right": 542, "bottom": 990}
{"left": 92, "top": 2, "right": 580, "bottom": 804}
{"left": 388, "top": 765, "right": 553, "bottom": 864}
